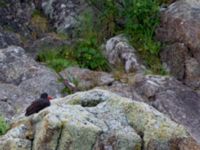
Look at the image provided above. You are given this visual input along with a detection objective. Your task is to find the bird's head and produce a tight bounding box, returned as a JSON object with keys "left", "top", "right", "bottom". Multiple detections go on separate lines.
{"left": 40, "top": 93, "right": 53, "bottom": 101}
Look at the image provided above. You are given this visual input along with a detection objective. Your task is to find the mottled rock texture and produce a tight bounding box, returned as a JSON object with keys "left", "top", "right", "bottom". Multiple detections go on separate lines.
{"left": 0, "top": 46, "right": 63, "bottom": 120}
{"left": 132, "top": 74, "right": 200, "bottom": 143}
{"left": 105, "top": 35, "right": 145, "bottom": 73}
{"left": 1, "top": 89, "right": 199, "bottom": 150}
{"left": 156, "top": 0, "right": 200, "bottom": 89}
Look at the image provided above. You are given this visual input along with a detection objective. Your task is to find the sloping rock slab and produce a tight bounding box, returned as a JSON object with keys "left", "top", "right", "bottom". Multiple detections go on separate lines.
{"left": 1, "top": 90, "right": 199, "bottom": 150}
{"left": 132, "top": 74, "right": 200, "bottom": 143}
{"left": 60, "top": 67, "right": 115, "bottom": 90}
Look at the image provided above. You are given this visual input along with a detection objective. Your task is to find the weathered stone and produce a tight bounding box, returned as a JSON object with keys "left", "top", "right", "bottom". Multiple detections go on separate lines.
{"left": 156, "top": 0, "right": 200, "bottom": 90}
{"left": 41, "top": 0, "right": 88, "bottom": 34}
{"left": 0, "top": 83, "right": 20, "bottom": 120}
{"left": 1, "top": 89, "right": 198, "bottom": 150}
{"left": 105, "top": 35, "right": 145, "bottom": 73}
{"left": 25, "top": 34, "right": 71, "bottom": 58}
{"left": 185, "top": 57, "right": 200, "bottom": 89}
{"left": 60, "top": 67, "right": 115, "bottom": 90}
{"left": 160, "top": 43, "right": 188, "bottom": 80}
{"left": 132, "top": 74, "right": 200, "bottom": 143}
{"left": 0, "top": 46, "right": 64, "bottom": 120}
{"left": 0, "top": 0, "right": 35, "bottom": 37}
{"left": 0, "top": 28, "right": 21, "bottom": 48}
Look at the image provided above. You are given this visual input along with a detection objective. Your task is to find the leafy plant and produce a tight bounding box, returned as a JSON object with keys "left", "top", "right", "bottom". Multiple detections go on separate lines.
{"left": 0, "top": 116, "right": 9, "bottom": 136}
{"left": 36, "top": 46, "right": 77, "bottom": 72}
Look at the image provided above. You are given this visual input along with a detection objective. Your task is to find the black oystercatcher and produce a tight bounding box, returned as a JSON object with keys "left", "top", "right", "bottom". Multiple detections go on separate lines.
{"left": 25, "top": 93, "right": 53, "bottom": 116}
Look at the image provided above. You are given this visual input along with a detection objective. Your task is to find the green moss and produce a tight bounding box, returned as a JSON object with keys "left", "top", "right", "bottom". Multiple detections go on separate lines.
{"left": 0, "top": 116, "right": 9, "bottom": 136}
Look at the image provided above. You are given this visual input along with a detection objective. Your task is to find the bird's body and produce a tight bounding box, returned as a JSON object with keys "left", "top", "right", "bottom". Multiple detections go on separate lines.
{"left": 25, "top": 93, "right": 52, "bottom": 116}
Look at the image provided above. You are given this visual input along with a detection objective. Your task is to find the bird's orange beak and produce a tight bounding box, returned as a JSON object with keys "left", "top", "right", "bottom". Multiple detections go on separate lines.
{"left": 48, "top": 96, "right": 53, "bottom": 100}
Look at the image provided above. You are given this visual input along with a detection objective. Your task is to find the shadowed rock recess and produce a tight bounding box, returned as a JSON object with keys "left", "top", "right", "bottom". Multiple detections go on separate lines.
{"left": 0, "top": 90, "right": 199, "bottom": 150}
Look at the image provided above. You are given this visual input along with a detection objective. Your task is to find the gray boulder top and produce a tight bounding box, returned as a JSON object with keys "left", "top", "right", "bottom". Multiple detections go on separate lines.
{"left": 0, "top": 89, "right": 199, "bottom": 150}
{"left": 0, "top": 46, "right": 63, "bottom": 120}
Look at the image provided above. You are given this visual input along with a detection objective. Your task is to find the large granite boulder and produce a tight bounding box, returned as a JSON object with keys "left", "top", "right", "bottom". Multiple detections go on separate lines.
{"left": 132, "top": 74, "right": 200, "bottom": 143}
{"left": 1, "top": 89, "right": 199, "bottom": 150}
{"left": 156, "top": 0, "right": 200, "bottom": 89}
{"left": 0, "top": 46, "right": 64, "bottom": 120}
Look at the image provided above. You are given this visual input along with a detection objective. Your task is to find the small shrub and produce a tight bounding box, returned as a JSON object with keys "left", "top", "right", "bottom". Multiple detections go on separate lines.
{"left": 36, "top": 46, "right": 77, "bottom": 72}
{"left": 74, "top": 37, "right": 110, "bottom": 71}
{"left": 0, "top": 116, "right": 9, "bottom": 136}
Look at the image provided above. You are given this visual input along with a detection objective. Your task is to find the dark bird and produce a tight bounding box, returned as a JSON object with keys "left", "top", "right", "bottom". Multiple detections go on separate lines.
{"left": 25, "top": 93, "right": 53, "bottom": 116}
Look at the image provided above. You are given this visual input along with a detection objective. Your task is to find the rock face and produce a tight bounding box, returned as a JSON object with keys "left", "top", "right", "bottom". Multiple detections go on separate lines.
{"left": 156, "top": 0, "right": 200, "bottom": 89}
{"left": 60, "top": 67, "right": 135, "bottom": 99}
{"left": 105, "top": 35, "right": 145, "bottom": 73}
{"left": 1, "top": 89, "right": 199, "bottom": 150}
{"left": 0, "top": 0, "right": 35, "bottom": 37}
{"left": 160, "top": 43, "right": 188, "bottom": 80}
{"left": 0, "top": 46, "right": 63, "bottom": 120}
{"left": 60, "top": 67, "right": 115, "bottom": 90}
{"left": 132, "top": 74, "right": 200, "bottom": 143}
{"left": 0, "top": 28, "right": 21, "bottom": 48}
{"left": 40, "top": 0, "right": 88, "bottom": 34}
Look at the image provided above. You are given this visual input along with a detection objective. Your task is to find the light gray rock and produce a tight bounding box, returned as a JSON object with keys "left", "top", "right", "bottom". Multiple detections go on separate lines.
{"left": 105, "top": 35, "right": 145, "bottom": 73}
{"left": 0, "top": 46, "right": 64, "bottom": 120}
{"left": 1, "top": 89, "right": 198, "bottom": 150}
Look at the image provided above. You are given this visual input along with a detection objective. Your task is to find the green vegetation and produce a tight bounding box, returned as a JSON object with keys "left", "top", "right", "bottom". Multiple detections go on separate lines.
{"left": 36, "top": 46, "right": 77, "bottom": 72}
{"left": 85, "top": 0, "right": 166, "bottom": 74}
{"left": 37, "top": 0, "right": 168, "bottom": 74}
{"left": 0, "top": 116, "right": 9, "bottom": 136}
{"left": 37, "top": 42, "right": 110, "bottom": 72}
{"left": 37, "top": 10, "right": 110, "bottom": 72}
